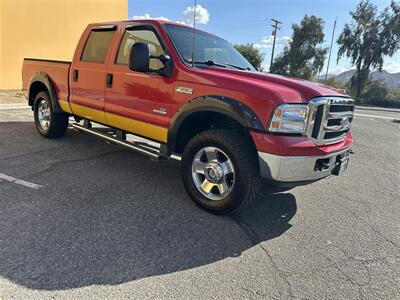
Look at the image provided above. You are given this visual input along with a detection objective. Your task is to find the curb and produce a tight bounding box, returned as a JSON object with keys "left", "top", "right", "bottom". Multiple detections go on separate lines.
{"left": 356, "top": 106, "right": 400, "bottom": 114}
{"left": 0, "top": 103, "right": 29, "bottom": 110}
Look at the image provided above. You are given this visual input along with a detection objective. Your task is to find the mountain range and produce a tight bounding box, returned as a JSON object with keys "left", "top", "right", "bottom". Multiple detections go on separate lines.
{"left": 322, "top": 70, "right": 400, "bottom": 89}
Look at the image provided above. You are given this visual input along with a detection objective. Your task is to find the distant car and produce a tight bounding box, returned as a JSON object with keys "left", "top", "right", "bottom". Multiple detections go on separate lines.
{"left": 22, "top": 20, "right": 354, "bottom": 214}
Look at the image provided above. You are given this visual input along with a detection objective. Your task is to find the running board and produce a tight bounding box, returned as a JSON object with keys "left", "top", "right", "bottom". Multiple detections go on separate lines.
{"left": 72, "top": 123, "right": 162, "bottom": 160}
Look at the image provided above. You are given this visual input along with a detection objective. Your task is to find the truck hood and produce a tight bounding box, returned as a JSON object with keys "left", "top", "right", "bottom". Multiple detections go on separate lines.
{"left": 197, "top": 67, "right": 348, "bottom": 103}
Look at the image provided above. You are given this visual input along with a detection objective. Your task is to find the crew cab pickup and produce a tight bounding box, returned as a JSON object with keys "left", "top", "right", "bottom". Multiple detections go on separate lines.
{"left": 22, "top": 20, "right": 354, "bottom": 214}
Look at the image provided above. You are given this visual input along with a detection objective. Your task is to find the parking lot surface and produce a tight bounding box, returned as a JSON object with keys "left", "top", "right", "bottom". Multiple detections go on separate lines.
{"left": 0, "top": 103, "right": 399, "bottom": 299}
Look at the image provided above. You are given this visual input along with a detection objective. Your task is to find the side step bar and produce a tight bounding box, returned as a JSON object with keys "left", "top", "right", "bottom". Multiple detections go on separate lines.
{"left": 72, "top": 123, "right": 162, "bottom": 160}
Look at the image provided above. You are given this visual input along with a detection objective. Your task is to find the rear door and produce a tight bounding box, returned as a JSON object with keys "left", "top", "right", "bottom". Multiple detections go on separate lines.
{"left": 69, "top": 25, "right": 117, "bottom": 124}
{"left": 104, "top": 24, "right": 174, "bottom": 143}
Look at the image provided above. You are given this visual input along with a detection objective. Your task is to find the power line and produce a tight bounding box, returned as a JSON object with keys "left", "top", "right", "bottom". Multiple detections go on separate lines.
{"left": 270, "top": 19, "right": 282, "bottom": 71}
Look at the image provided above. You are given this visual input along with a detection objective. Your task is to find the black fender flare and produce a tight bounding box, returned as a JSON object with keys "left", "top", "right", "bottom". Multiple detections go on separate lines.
{"left": 167, "top": 95, "right": 264, "bottom": 154}
{"left": 28, "top": 71, "right": 63, "bottom": 113}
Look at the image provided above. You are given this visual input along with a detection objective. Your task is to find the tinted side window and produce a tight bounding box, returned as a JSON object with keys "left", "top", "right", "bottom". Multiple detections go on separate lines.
{"left": 116, "top": 29, "right": 165, "bottom": 70}
{"left": 81, "top": 30, "right": 116, "bottom": 63}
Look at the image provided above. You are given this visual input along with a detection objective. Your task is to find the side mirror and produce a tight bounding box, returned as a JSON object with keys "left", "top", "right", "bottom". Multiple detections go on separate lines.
{"left": 155, "top": 54, "right": 174, "bottom": 77}
{"left": 129, "top": 42, "right": 149, "bottom": 72}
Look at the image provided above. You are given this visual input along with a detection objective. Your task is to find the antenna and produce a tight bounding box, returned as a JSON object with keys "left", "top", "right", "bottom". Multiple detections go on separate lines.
{"left": 191, "top": 0, "right": 197, "bottom": 68}
{"left": 325, "top": 17, "right": 337, "bottom": 80}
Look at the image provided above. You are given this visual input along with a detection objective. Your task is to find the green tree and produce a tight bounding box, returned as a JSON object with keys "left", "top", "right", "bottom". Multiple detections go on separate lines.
{"left": 337, "top": 0, "right": 400, "bottom": 101}
{"left": 362, "top": 80, "right": 388, "bottom": 104}
{"left": 389, "top": 87, "right": 400, "bottom": 99}
{"left": 386, "top": 88, "right": 400, "bottom": 108}
{"left": 320, "top": 76, "right": 344, "bottom": 89}
{"left": 270, "top": 15, "right": 328, "bottom": 80}
{"left": 234, "top": 43, "right": 264, "bottom": 71}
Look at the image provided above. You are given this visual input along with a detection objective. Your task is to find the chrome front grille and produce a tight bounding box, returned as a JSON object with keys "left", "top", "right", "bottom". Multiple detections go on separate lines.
{"left": 307, "top": 97, "right": 354, "bottom": 145}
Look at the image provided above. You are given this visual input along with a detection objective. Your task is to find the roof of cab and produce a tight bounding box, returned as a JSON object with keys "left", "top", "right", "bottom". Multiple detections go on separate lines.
{"left": 88, "top": 19, "right": 194, "bottom": 29}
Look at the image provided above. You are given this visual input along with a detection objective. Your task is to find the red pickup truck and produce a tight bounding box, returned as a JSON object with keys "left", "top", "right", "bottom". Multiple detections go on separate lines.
{"left": 22, "top": 20, "right": 354, "bottom": 214}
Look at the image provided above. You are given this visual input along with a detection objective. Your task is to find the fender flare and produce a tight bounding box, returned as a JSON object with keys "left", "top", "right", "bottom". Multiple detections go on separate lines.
{"left": 28, "top": 71, "right": 63, "bottom": 113}
{"left": 167, "top": 95, "right": 264, "bottom": 154}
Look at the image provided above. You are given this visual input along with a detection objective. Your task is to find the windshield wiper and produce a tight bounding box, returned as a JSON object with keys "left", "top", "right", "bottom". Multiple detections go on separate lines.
{"left": 192, "top": 60, "right": 248, "bottom": 71}
{"left": 223, "top": 63, "right": 248, "bottom": 71}
{"left": 192, "top": 60, "right": 227, "bottom": 68}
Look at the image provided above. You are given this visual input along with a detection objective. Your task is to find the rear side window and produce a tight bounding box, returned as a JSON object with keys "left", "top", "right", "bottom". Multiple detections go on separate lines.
{"left": 81, "top": 29, "right": 116, "bottom": 63}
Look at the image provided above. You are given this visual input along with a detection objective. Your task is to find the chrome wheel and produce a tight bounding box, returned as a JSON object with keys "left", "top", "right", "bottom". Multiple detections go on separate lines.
{"left": 37, "top": 98, "right": 51, "bottom": 130}
{"left": 192, "top": 146, "right": 235, "bottom": 201}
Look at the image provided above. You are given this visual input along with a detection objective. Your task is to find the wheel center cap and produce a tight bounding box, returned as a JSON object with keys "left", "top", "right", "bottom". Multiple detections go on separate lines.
{"left": 205, "top": 163, "right": 223, "bottom": 183}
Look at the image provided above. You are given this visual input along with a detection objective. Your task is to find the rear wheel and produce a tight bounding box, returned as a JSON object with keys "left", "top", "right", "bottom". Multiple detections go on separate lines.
{"left": 182, "top": 129, "right": 261, "bottom": 214}
{"left": 34, "top": 91, "right": 68, "bottom": 138}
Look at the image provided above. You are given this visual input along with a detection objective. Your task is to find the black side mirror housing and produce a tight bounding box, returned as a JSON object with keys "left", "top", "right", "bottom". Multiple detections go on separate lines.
{"left": 129, "top": 42, "right": 174, "bottom": 77}
{"left": 156, "top": 54, "right": 174, "bottom": 77}
{"left": 129, "top": 42, "right": 150, "bottom": 72}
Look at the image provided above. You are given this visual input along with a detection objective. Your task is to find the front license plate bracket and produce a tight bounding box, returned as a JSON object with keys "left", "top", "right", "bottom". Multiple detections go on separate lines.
{"left": 331, "top": 151, "right": 350, "bottom": 176}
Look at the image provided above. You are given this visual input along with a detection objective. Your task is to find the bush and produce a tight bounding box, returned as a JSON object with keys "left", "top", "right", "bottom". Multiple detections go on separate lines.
{"left": 384, "top": 90, "right": 400, "bottom": 108}
{"left": 365, "top": 97, "right": 400, "bottom": 108}
{"left": 355, "top": 79, "right": 400, "bottom": 108}
{"left": 361, "top": 80, "right": 388, "bottom": 104}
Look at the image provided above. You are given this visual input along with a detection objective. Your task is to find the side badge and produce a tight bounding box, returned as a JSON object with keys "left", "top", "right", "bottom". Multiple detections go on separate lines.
{"left": 175, "top": 86, "right": 193, "bottom": 95}
{"left": 153, "top": 108, "right": 167, "bottom": 115}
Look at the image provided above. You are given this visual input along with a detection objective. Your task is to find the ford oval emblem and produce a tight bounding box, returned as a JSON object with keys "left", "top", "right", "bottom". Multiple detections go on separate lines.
{"left": 341, "top": 117, "right": 350, "bottom": 128}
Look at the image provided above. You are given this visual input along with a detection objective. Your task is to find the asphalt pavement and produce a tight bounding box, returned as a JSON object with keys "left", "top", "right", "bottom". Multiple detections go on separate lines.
{"left": 0, "top": 103, "right": 399, "bottom": 299}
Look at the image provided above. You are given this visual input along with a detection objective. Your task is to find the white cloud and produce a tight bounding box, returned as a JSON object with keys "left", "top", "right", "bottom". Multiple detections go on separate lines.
{"left": 261, "top": 61, "right": 271, "bottom": 72}
{"left": 132, "top": 13, "right": 188, "bottom": 25}
{"left": 182, "top": 4, "right": 210, "bottom": 25}
{"left": 383, "top": 59, "right": 400, "bottom": 73}
{"left": 132, "top": 13, "right": 171, "bottom": 21}
{"left": 132, "top": 4, "right": 211, "bottom": 26}
{"left": 253, "top": 35, "right": 292, "bottom": 50}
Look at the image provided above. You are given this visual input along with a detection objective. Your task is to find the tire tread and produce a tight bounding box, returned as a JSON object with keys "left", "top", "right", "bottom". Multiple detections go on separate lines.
{"left": 182, "top": 129, "right": 261, "bottom": 214}
{"left": 34, "top": 91, "right": 68, "bottom": 138}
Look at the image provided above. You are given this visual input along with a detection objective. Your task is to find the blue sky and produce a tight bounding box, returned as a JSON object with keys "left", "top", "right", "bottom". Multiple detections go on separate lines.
{"left": 128, "top": 0, "right": 400, "bottom": 74}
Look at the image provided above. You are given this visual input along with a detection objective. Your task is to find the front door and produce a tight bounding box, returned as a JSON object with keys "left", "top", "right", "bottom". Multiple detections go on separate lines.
{"left": 104, "top": 25, "right": 174, "bottom": 143}
{"left": 70, "top": 26, "right": 117, "bottom": 124}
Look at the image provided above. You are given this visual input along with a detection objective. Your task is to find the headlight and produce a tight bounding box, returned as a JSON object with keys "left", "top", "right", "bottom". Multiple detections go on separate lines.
{"left": 269, "top": 104, "right": 309, "bottom": 134}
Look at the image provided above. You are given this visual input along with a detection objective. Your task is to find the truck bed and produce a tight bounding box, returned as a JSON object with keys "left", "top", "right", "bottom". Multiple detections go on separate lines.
{"left": 22, "top": 58, "right": 71, "bottom": 102}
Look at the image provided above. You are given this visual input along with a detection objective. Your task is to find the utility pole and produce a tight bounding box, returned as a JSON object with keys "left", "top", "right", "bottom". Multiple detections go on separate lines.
{"left": 270, "top": 18, "right": 282, "bottom": 72}
{"left": 325, "top": 18, "right": 337, "bottom": 80}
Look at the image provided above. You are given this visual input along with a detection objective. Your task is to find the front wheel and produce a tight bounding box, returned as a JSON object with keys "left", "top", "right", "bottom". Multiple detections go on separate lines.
{"left": 182, "top": 129, "right": 261, "bottom": 214}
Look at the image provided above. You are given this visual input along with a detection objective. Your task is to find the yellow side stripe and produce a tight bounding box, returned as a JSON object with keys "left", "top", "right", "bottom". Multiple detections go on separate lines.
{"left": 66, "top": 101, "right": 168, "bottom": 143}
{"left": 58, "top": 99, "right": 72, "bottom": 114}
{"left": 69, "top": 102, "right": 108, "bottom": 124}
{"left": 106, "top": 112, "right": 168, "bottom": 143}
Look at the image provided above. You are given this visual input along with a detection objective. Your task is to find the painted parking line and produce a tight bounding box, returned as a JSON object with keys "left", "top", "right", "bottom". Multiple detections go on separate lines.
{"left": 0, "top": 173, "right": 43, "bottom": 190}
{"left": 354, "top": 113, "right": 399, "bottom": 121}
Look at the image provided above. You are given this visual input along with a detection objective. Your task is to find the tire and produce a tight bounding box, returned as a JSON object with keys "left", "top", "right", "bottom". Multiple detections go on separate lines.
{"left": 182, "top": 129, "right": 261, "bottom": 215}
{"left": 33, "top": 91, "right": 68, "bottom": 138}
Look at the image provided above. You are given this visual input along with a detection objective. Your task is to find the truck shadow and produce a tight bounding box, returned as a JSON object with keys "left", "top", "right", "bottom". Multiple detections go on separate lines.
{"left": 0, "top": 123, "right": 297, "bottom": 290}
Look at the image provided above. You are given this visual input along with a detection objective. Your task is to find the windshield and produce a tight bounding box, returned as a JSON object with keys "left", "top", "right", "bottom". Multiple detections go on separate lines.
{"left": 165, "top": 24, "right": 255, "bottom": 71}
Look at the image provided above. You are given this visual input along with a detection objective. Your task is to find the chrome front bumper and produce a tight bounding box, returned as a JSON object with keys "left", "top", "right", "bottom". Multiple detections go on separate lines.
{"left": 258, "top": 146, "right": 352, "bottom": 183}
